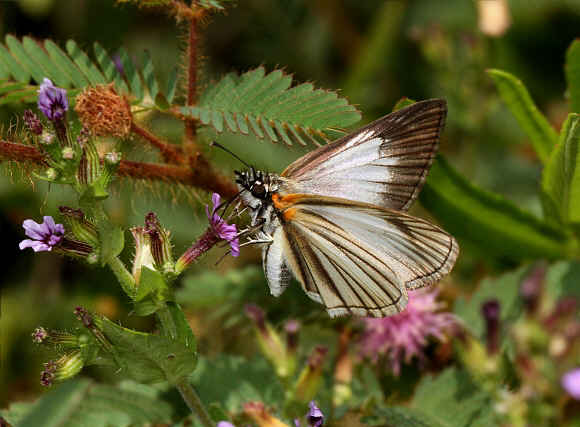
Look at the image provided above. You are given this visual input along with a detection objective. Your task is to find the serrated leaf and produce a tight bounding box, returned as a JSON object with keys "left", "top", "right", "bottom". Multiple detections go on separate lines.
{"left": 420, "top": 155, "right": 570, "bottom": 260}
{"left": 0, "top": 379, "right": 173, "bottom": 427}
{"left": 541, "top": 114, "right": 580, "bottom": 227}
{"left": 102, "top": 317, "right": 198, "bottom": 384}
{"left": 97, "top": 220, "right": 125, "bottom": 265}
{"left": 566, "top": 39, "right": 580, "bottom": 114}
{"left": 167, "top": 301, "right": 197, "bottom": 351}
{"left": 488, "top": 69, "right": 558, "bottom": 163}
{"left": 134, "top": 267, "right": 175, "bottom": 316}
{"left": 181, "top": 67, "right": 362, "bottom": 145}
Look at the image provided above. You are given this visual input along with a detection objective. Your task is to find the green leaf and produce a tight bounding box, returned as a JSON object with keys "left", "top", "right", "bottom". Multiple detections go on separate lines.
{"left": 118, "top": 45, "right": 144, "bottom": 100}
{"left": 102, "top": 317, "right": 198, "bottom": 384}
{"left": 541, "top": 114, "right": 580, "bottom": 227}
{"left": 454, "top": 264, "right": 529, "bottom": 338}
{"left": 371, "top": 368, "right": 500, "bottom": 427}
{"left": 5, "top": 35, "right": 47, "bottom": 85}
{"left": 0, "top": 43, "right": 30, "bottom": 83}
{"left": 165, "top": 67, "right": 178, "bottom": 104}
{"left": 44, "top": 40, "right": 90, "bottom": 88}
{"left": 392, "top": 97, "right": 416, "bottom": 112}
{"left": 66, "top": 39, "right": 107, "bottom": 85}
{"left": 566, "top": 39, "right": 580, "bottom": 114}
{"left": 545, "top": 260, "right": 580, "bottom": 300}
{"left": 97, "top": 220, "right": 125, "bottom": 266}
{"left": 180, "top": 67, "right": 362, "bottom": 145}
{"left": 487, "top": 69, "right": 558, "bottom": 163}
{"left": 191, "top": 354, "right": 284, "bottom": 412}
{"left": 141, "top": 50, "right": 159, "bottom": 101}
{"left": 0, "top": 379, "right": 173, "bottom": 427}
{"left": 134, "top": 267, "right": 175, "bottom": 316}
{"left": 167, "top": 301, "right": 197, "bottom": 352}
{"left": 93, "top": 42, "right": 129, "bottom": 94}
{"left": 420, "top": 155, "right": 570, "bottom": 260}
{"left": 79, "top": 182, "right": 109, "bottom": 208}
{"left": 22, "top": 37, "right": 70, "bottom": 88}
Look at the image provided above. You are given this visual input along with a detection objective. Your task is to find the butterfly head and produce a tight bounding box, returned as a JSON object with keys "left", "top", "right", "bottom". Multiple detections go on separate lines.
{"left": 235, "top": 167, "right": 275, "bottom": 207}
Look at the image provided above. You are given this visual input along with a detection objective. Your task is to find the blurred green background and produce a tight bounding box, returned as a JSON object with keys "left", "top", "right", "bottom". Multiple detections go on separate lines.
{"left": 2, "top": 0, "right": 580, "bottom": 411}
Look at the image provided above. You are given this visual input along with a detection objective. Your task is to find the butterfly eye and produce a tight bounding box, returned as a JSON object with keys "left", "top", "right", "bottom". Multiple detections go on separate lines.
{"left": 252, "top": 183, "right": 266, "bottom": 198}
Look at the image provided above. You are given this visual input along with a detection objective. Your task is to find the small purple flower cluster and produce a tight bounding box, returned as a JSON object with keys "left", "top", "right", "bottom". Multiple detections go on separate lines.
{"left": 19, "top": 216, "right": 64, "bottom": 252}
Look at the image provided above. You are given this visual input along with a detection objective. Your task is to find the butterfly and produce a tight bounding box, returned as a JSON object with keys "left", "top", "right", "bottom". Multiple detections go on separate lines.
{"left": 232, "top": 99, "right": 459, "bottom": 318}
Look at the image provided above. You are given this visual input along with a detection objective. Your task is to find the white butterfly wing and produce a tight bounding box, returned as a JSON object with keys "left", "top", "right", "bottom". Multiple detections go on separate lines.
{"left": 263, "top": 195, "right": 458, "bottom": 318}
{"left": 280, "top": 99, "right": 447, "bottom": 212}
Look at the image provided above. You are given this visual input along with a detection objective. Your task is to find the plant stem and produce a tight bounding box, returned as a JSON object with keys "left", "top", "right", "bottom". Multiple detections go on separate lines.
{"left": 184, "top": 0, "right": 198, "bottom": 158}
{"left": 107, "top": 256, "right": 136, "bottom": 298}
{"left": 173, "top": 376, "right": 214, "bottom": 427}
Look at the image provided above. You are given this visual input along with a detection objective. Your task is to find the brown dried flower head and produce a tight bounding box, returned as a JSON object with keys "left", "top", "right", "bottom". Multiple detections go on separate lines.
{"left": 74, "top": 84, "right": 132, "bottom": 138}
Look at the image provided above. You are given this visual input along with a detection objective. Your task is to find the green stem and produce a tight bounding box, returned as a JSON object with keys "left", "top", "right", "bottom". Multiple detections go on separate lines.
{"left": 173, "top": 376, "right": 214, "bottom": 427}
{"left": 107, "top": 256, "right": 136, "bottom": 298}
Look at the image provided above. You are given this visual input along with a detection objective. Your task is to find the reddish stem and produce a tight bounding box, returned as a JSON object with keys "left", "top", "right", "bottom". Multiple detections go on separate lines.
{"left": 130, "top": 122, "right": 183, "bottom": 164}
{"left": 183, "top": 2, "right": 198, "bottom": 157}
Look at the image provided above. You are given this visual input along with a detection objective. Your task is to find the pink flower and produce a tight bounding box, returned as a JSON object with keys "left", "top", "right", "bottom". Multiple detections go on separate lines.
{"left": 357, "top": 288, "right": 459, "bottom": 375}
{"left": 562, "top": 368, "right": 580, "bottom": 400}
{"left": 207, "top": 193, "right": 239, "bottom": 256}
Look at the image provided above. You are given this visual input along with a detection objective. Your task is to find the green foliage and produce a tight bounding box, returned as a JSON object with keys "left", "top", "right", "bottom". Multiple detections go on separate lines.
{"left": 368, "top": 368, "right": 500, "bottom": 427}
{"left": 487, "top": 69, "right": 558, "bottom": 163}
{"left": 541, "top": 114, "right": 580, "bottom": 229}
{"left": 0, "top": 379, "right": 173, "bottom": 427}
{"left": 96, "top": 220, "right": 124, "bottom": 266}
{"left": 566, "top": 40, "right": 580, "bottom": 114}
{"left": 180, "top": 67, "right": 362, "bottom": 145}
{"left": 102, "top": 317, "right": 198, "bottom": 384}
{"left": 0, "top": 36, "right": 176, "bottom": 108}
{"left": 191, "top": 354, "right": 284, "bottom": 413}
{"left": 134, "top": 267, "right": 175, "bottom": 316}
{"left": 420, "top": 155, "right": 569, "bottom": 260}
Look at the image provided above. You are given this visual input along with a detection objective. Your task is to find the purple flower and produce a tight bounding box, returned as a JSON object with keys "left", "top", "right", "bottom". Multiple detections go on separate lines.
{"left": 307, "top": 401, "right": 324, "bottom": 427}
{"left": 37, "top": 78, "right": 68, "bottom": 120}
{"left": 19, "top": 216, "right": 65, "bottom": 252}
{"left": 207, "top": 193, "right": 239, "bottom": 256}
{"left": 217, "top": 423, "right": 235, "bottom": 427}
{"left": 357, "top": 288, "right": 459, "bottom": 375}
{"left": 562, "top": 368, "right": 580, "bottom": 400}
{"left": 295, "top": 401, "right": 324, "bottom": 427}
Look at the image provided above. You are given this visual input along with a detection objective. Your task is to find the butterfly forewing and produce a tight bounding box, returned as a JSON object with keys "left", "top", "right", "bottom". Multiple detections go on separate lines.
{"left": 280, "top": 100, "right": 447, "bottom": 212}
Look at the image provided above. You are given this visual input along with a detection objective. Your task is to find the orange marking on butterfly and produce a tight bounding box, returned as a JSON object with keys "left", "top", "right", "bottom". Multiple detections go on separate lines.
{"left": 272, "top": 194, "right": 301, "bottom": 220}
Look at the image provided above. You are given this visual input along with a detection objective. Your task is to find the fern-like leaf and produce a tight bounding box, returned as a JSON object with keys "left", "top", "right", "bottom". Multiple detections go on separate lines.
{"left": 180, "top": 67, "right": 362, "bottom": 146}
{"left": 0, "top": 36, "right": 176, "bottom": 109}
{"left": 0, "top": 379, "right": 173, "bottom": 427}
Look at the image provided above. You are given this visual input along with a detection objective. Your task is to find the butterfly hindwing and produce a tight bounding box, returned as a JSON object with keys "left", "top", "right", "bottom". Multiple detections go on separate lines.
{"left": 263, "top": 194, "right": 458, "bottom": 317}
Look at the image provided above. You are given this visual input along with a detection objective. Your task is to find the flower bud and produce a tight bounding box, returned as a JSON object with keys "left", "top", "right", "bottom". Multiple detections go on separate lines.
{"left": 245, "top": 304, "right": 288, "bottom": 377}
{"left": 76, "top": 128, "right": 100, "bottom": 187}
{"left": 59, "top": 206, "right": 100, "bottom": 247}
{"left": 40, "top": 349, "right": 84, "bottom": 386}
{"left": 295, "top": 346, "right": 328, "bottom": 402}
{"left": 144, "top": 212, "right": 174, "bottom": 275}
{"left": 74, "top": 306, "right": 111, "bottom": 351}
{"left": 23, "top": 110, "right": 43, "bottom": 135}
{"left": 131, "top": 226, "right": 155, "bottom": 285}
{"left": 482, "top": 299, "right": 500, "bottom": 355}
{"left": 32, "top": 327, "right": 80, "bottom": 348}
{"left": 100, "top": 149, "right": 122, "bottom": 189}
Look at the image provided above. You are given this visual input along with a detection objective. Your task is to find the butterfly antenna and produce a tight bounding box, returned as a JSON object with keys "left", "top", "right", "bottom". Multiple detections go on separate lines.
{"left": 210, "top": 141, "right": 250, "bottom": 168}
{"left": 214, "top": 188, "right": 245, "bottom": 220}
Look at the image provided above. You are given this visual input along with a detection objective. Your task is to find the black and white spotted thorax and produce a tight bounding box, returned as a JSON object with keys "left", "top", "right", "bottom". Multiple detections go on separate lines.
{"left": 234, "top": 168, "right": 286, "bottom": 236}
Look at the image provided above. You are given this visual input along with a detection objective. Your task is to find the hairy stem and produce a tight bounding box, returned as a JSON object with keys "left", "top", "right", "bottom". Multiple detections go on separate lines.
{"left": 131, "top": 122, "right": 183, "bottom": 164}
{"left": 107, "top": 256, "right": 137, "bottom": 298}
{"left": 184, "top": 1, "right": 198, "bottom": 158}
{"left": 0, "top": 140, "right": 239, "bottom": 199}
{"left": 174, "top": 376, "right": 214, "bottom": 427}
